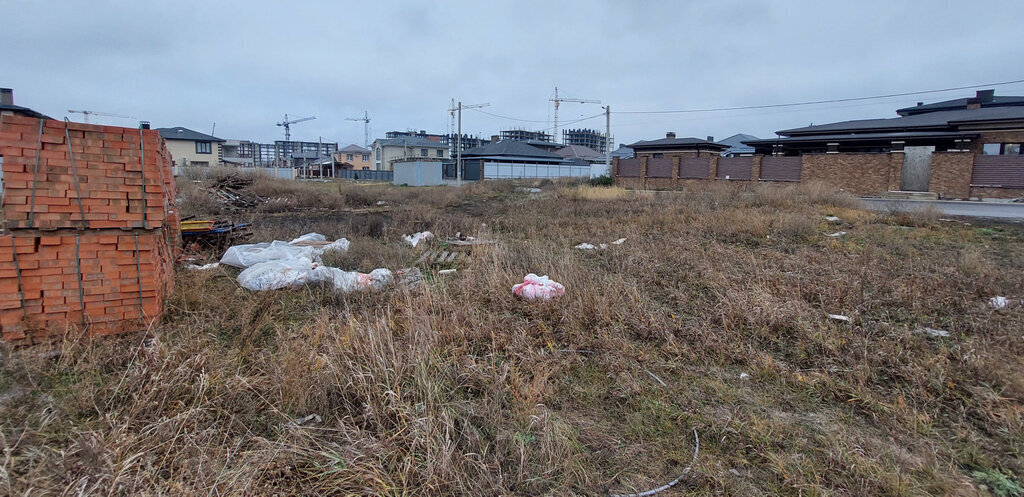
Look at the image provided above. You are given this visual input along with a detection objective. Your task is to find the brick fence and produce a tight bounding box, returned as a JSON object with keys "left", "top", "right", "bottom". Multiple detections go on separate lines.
{"left": 612, "top": 151, "right": 1004, "bottom": 199}
{"left": 0, "top": 114, "right": 179, "bottom": 343}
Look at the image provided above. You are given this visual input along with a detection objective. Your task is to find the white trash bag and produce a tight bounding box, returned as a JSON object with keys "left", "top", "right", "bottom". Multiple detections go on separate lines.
{"left": 221, "top": 240, "right": 318, "bottom": 268}
{"left": 310, "top": 267, "right": 394, "bottom": 294}
{"left": 403, "top": 231, "right": 434, "bottom": 247}
{"left": 512, "top": 273, "right": 565, "bottom": 300}
{"left": 237, "top": 258, "right": 317, "bottom": 291}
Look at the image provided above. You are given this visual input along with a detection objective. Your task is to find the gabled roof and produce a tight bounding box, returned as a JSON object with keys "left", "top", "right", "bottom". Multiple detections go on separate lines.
{"left": 628, "top": 136, "right": 729, "bottom": 151}
{"left": 374, "top": 136, "right": 446, "bottom": 148}
{"left": 554, "top": 144, "right": 602, "bottom": 160}
{"left": 156, "top": 127, "right": 225, "bottom": 142}
{"left": 339, "top": 144, "right": 370, "bottom": 153}
{"left": 717, "top": 133, "right": 759, "bottom": 155}
{"left": 778, "top": 106, "right": 1024, "bottom": 136}
{"left": 462, "top": 140, "right": 563, "bottom": 159}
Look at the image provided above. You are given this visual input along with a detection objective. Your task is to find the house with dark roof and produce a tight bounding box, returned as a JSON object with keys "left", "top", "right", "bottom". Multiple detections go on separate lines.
{"left": 740, "top": 89, "right": 1024, "bottom": 198}
{"left": 371, "top": 136, "right": 448, "bottom": 171}
{"left": 554, "top": 144, "right": 603, "bottom": 163}
{"left": 156, "top": 127, "right": 225, "bottom": 167}
{"left": 0, "top": 88, "right": 48, "bottom": 119}
{"left": 454, "top": 140, "right": 589, "bottom": 180}
{"left": 629, "top": 133, "right": 730, "bottom": 158}
{"left": 717, "top": 133, "right": 759, "bottom": 156}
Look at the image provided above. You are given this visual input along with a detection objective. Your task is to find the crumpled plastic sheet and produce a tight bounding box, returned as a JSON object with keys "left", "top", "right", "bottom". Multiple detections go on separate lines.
{"left": 220, "top": 232, "right": 349, "bottom": 269}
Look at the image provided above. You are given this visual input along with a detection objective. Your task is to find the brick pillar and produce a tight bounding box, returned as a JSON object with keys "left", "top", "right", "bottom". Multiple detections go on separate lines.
{"left": 709, "top": 155, "right": 719, "bottom": 181}
{"left": 671, "top": 156, "right": 680, "bottom": 187}
{"left": 612, "top": 157, "right": 619, "bottom": 177}
{"left": 752, "top": 155, "right": 762, "bottom": 182}
{"left": 640, "top": 156, "right": 649, "bottom": 189}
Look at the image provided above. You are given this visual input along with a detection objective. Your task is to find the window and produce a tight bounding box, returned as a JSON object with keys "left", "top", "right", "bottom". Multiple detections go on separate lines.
{"left": 196, "top": 141, "right": 211, "bottom": 154}
{"left": 984, "top": 143, "right": 1024, "bottom": 155}
{"left": 362, "top": 154, "right": 369, "bottom": 161}
{"left": 652, "top": 153, "right": 664, "bottom": 158}
{"left": 436, "top": 149, "right": 443, "bottom": 157}
{"left": 346, "top": 153, "right": 354, "bottom": 161}
{"left": 375, "top": 148, "right": 381, "bottom": 159}
{"left": 420, "top": 148, "right": 428, "bottom": 157}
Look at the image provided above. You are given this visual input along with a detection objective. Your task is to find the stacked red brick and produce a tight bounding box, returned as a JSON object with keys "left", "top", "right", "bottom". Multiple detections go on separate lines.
{"left": 0, "top": 114, "right": 179, "bottom": 343}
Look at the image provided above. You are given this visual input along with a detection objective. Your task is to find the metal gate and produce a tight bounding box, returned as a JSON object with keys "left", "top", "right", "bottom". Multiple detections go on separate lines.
{"left": 900, "top": 146, "right": 933, "bottom": 191}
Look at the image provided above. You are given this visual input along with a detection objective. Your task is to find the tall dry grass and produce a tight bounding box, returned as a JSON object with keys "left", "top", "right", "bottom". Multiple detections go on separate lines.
{"left": 2, "top": 179, "right": 1023, "bottom": 495}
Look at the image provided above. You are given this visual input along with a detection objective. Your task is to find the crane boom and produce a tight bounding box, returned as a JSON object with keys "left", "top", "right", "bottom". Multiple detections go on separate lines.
{"left": 276, "top": 114, "right": 316, "bottom": 142}
{"left": 68, "top": 109, "right": 136, "bottom": 124}
{"left": 345, "top": 111, "right": 371, "bottom": 147}
{"left": 549, "top": 87, "right": 600, "bottom": 144}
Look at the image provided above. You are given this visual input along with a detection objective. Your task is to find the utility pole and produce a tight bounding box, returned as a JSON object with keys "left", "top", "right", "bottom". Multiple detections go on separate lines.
{"left": 449, "top": 101, "right": 489, "bottom": 179}
{"left": 604, "top": 105, "right": 611, "bottom": 175}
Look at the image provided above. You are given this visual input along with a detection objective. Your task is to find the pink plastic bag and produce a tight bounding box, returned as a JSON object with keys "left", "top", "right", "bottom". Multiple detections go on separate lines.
{"left": 512, "top": 273, "right": 565, "bottom": 300}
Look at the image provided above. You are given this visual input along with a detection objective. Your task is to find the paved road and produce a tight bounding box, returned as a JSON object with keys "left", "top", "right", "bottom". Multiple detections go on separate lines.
{"left": 860, "top": 198, "right": 1024, "bottom": 220}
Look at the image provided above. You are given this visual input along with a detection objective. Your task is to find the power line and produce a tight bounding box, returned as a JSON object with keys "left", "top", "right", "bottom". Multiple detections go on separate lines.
{"left": 614, "top": 78, "right": 1024, "bottom": 115}
{"left": 468, "top": 107, "right": 548, "bottom": 123}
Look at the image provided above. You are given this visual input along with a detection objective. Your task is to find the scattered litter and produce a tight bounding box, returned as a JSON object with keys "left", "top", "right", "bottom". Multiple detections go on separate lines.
{"left": 518, "top": 187, "right": 542, "bottom": 193}
{"left": 403, "top": 231, "right": 434, "bottom": 247}
{"left": 416, "top": 249, "right": 472, "bottom": 266}
{"left": 990, "top": 296, "right": 1008, "bottom": 309}
{"left": 643, "top": 369, "right": 667, "bottom": 387}
{"left": 609, "top": 429, "right": 699, "bottom": 497}
{"left": 739, "top": 373, "right": 750, "bottom": 380}
{"left": 918, "top": 327, "right": 950, "bottom": 337}
{"left": 825, "top": 216, "right": 841, "bottom": 223}
{"left": 729, "top": 469, "right": 742, "bottom": 477}
{"left": 446, "top": 232, "right": 495, "bottom": 246}
{"left": 825, "top": 231, "right": 847, "bottom": 237}
{"left": 575, "top": 237, "right": 625, "bottom": 250}
{"left": 438, "top": 269, "right": 457, "bottom": 275}
{"left": 512, "top": 274, "right": 565, "bottom": 300}
{"left": 180, "top": 219, "right": 253, "bottom": 253}
{"left": 827, "top": 314, "right": 851, "bottom": 322}
{"left": 205, "top": 174, "right": 266, "bottom": 209}
{"left": 185, "top": 263, "right": 220, "bottom": 271}
{"left": 311, "top": 267, "right": 394, "bottom": 293}
{"left": 376, "top": 200, "right": 388, "bottom": 206}
{"left": 288, "top": 414, "right": 322, "bottom": 427}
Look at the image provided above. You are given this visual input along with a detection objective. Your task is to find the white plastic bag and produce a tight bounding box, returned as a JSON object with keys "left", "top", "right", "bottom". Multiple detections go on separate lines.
{"left": 403, "top": 231, "right": 434, "bottom": 247}
{"left": 221, "top": 240, "right": 318, "bottom": 268}
{"left": 237, "top": 258, "right": 317, "bottom": 291}
{"left": 512, "top": 273, "right": 565, "bottom": 300}
{"left": 309, "top": 267, "right": 394, "bottom": 294}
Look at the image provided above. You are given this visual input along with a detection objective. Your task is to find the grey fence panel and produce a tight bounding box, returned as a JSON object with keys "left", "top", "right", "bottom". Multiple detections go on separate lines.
{"left": 717, "top": 156, "right": 753, "bottom": 180}
{"left": 334, "top": 169, "right": 393, "bottom": 182}
{"left": 760, "top": 156, "right": 802, "bottom": 182}
{"left": 971, "top": 155, "right": 1024, "bottom": 188}
{"left": 679, "top": 157, "right": 711, "bottom": 179}
{"left": 646, "top": 158, "right": 674, "bottom": 178}
{"left": 617, "top": 158, "right": 642, "bottom": 177}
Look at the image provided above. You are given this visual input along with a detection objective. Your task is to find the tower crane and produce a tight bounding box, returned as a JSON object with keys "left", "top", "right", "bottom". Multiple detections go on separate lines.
{"left": 345, "top": 111, "right": 371, "bottom": 147}
{"left": 277, "top": 114, "right": 315, "bottom": 142}
{"left": 448, "top": 101, "right": 489, "bottom": 176}
{"left": 549, "top": 87, "right": 599, "bottom": 144}
{"left": 67, "top": 110, "right": 136, "bottom": 124}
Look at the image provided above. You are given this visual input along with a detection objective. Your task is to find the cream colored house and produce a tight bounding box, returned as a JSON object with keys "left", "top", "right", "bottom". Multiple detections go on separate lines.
{"left": 156, "top": 127, "right": 225, "bottom": 167}
{"left": 371, "top": 136, "right": 448, "bottom": 171}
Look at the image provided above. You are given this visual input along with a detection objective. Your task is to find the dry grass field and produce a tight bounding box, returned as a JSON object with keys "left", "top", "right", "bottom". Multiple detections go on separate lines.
{"left": 2, "top": 174, "right": 1023, "bottom": 496}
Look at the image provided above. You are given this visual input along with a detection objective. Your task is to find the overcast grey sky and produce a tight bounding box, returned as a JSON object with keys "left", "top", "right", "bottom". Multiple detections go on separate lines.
{"left": 3, "top": 0, "right": 1022, "bottom": 147}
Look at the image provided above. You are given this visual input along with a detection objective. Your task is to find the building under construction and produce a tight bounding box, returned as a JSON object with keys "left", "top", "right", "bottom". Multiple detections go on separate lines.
{"left": 227, "top": 140, "right": 338, "bottom": 167}
{"left": 500, "top": 128, "right": 552, "bottom": 143}
{"left": 562, "top": 128, "right": 611, "bottom": 154}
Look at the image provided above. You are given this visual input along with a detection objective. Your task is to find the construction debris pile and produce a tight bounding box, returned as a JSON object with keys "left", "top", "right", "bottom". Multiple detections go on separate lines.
{"left": 181, "top": 219, "right": 253, "bottom": 254}
{"left": 205, "top": 173, "right": 267, "bottom": 210}
{"left": 0, "top": 115, "right": 179, "bottom": 343}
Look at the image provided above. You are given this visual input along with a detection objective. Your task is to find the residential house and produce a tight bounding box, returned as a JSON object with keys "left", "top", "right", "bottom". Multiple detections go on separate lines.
{"left": 717, "top": 133, "right": 759, "bottom": 156}
{"left": 372, "top": 136, "right": 448, "bottom": 171}
{"left": 554, "top": 144, "right": 603, "bottom": 163}
{"left": 0, "top": 88, "right": 47, "bottom": 119}
{"left": 156, "top": 127, "right": 225, "bottom": 167}
{"left": 742, "top": 89, "right": 1024, "bottom": 198}
{"left": 456, "top": 140, "right": 588, "bottom": 180}
{"left": 629, "top": 133, "right": 729, "bottom": 158}
{"left": 335, "top": 144, "right": 372, "bottom": 170}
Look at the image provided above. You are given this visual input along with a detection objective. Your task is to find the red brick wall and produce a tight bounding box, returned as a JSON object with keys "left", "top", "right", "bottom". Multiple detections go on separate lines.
{"left": 929, "top": 152, "right": 973, "bottom": 199}
{"left": 800, "top": 153, "right": 901, "bottom": 196}
{"left": 0, "top": 114, "right": 179, "bottom": 344}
